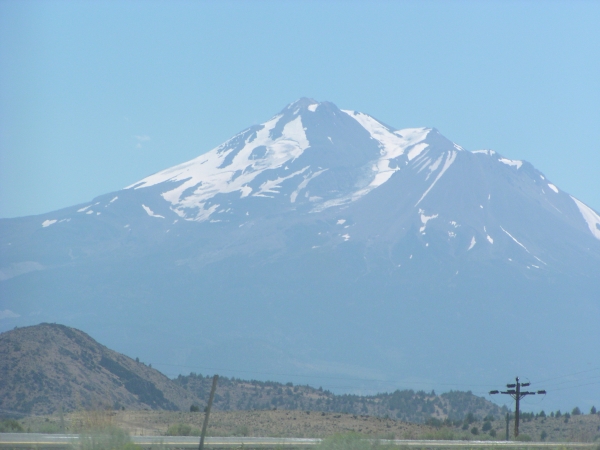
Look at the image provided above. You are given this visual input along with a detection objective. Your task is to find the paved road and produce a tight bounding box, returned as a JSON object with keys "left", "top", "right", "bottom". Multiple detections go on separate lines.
{"left": 0, "top": 433, "right": 596, "bottom": 448}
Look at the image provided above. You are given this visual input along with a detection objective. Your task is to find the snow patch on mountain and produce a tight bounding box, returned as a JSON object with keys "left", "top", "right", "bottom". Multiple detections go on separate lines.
{"left": 128, "top": 113, "right": 310, "bottom": 221}
{"left": 419, "top": 210, "right": 438, "bottom": 233}
{"left": 255, "top": 167, "right": 308, "bottom": 198}
{"left": 342, "top": 111, "right": 430, "bottom": 188}
{"left": 415, "top": 151, "right": 458, "bottom": 206}
{"left": 500, "top": 226, "right": 529, "bottom": 252}
{"left": 290, "top": 169, "right": 327, "bottom": 203}
{"left": 468, "top": 236, "right": 476, "bottom": 250}
{"left": 499, "top": 158, "right": 523, "bottom": 169}
{"left": 547, "top": 183, "right": 559, "bottom": 193}
{"left": 142, "top": 205, "right": 165, "bottom": 219}
{"left": 571, "top": 196, "right": 600, "bottom": 240}
{"left": 42, "top": 219, "right": 57, "bottom": 228}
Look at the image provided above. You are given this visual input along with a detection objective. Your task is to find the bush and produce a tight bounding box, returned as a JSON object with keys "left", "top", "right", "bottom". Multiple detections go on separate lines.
{"left": 515, "top": 434, "right": 532, "bottom": 442}
{"left": 165, "top": 423, "right": 200, "bottom": 436}
{"left": 190, "top": 404, "right": 200, "bottom": 412}
{"left": 0, "top": 419, "right": 24, "bottom": 432}
{"left": 572, "top": 407, "right": 582, "bottom": 415}
{"left": 482, "top": 421, "right": 492, "bottom": 432}
{"left": 77, "top": 425, "right": 139, "bottom": 450}
{"left": 233, "top": 425, "right": 250, "bottom": 437}
{"left": 540, "top": 430, "right": 548, "bottom": 441}
{"left": 470, "top": 427, "right": 479, "bottom": 435}
{"left": 489, "top": 429, "right": 496, "bottom": 438}
{"left": 425, "top": 417, "right": 443, "bottom": 428}
{"left": 316, "top": 433, "right": 393, "bottom": 450}
{"left": 421, "top": 428, "right": 456, "bottom": 440}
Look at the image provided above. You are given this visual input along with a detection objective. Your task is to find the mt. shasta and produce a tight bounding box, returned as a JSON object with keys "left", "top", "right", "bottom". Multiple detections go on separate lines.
{"left": 2, "top": 98, "right": 599, "bottom": 411}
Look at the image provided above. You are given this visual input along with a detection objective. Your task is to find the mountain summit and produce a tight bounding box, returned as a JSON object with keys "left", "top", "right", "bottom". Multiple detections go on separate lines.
{"left": 1, "top": 99, "right": 599, "bottom": 411}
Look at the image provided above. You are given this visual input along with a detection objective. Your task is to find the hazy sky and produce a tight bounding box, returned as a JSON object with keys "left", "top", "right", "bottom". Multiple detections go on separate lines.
{"left": 1, "top": 0, "right": 599, "bottom": 218}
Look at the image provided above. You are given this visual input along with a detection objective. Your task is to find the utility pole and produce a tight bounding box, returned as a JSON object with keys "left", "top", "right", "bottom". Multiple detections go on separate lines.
{"left": 199, "top": 375, "right": 219, "bottom": 450}
{"left": 490, "top": 377, "right": 546, "bottom": 438}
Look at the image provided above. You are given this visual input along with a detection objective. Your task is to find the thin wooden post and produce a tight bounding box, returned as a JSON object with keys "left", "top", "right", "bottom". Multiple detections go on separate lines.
{"left": 199, "top": 375, "right": 219, "bottom": 450}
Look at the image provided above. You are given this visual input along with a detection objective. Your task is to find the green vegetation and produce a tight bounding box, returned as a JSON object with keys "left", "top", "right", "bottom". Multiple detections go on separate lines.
{"left": 0, "top": 418, "right": 24, "bottom": 432}
{"left": 165, "top": 423, "right": 201, "bottom": 436}
{"left": 76, "top": 425, "right": 140, "bottom": 450}
{"left": 515, "top": 433, "right": 532, "bottom": 441}
{"left": 316, "top": 433, "right": 394, "bottom": 450}
{"left": 175, "top": 373, "right": 505, "bottom": 424}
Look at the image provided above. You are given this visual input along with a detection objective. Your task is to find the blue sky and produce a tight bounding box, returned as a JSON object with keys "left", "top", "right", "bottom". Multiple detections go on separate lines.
{"left": 1, "top": 0, "right": 599, "bottom": 218}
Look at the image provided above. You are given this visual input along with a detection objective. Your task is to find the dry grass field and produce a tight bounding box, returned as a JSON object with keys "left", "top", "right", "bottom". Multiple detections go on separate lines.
{"left": 16, "top": 408, "right": 600, "bottom": 443}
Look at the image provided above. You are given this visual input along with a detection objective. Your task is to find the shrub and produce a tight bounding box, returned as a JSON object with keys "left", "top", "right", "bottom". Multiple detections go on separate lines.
{"left": 482, "top": 421, "right": 492, "bottom": 432}
{"left": 425, "top": 417, "right": 443, "bottom": 428}
{"left": 572, "top": 407, "right": 582, "bottom": 415}
{"left": 190, "top": 404, "right": 200, "bottom": 412}
{"left": 421, "top": 428, "right": 456, "bottom": 440}
{"left": 515, "top": 434, "right": 532, "bottom": 442}
{"left": 540, "top": 430, "right": 548, "bottom": 441}
{"left": 233, "top": 425, "right": 250, "bottom": 437}
{"left": 0, "top": 419, "right": 24, "bottom": 432}
{"left": 489, "top": 429, "right": 496, "bottom": 438}
{"left": 316, "top": 432, "right": 393, "bottom": 450}
{"left": 77, "top": 425, "right": 138, "bottom": 450}
{"left": 165, "top": 423, "right": 201, "bottom": 436}
{"left": 470, "top": 427, "right": 479, "bottom": 435}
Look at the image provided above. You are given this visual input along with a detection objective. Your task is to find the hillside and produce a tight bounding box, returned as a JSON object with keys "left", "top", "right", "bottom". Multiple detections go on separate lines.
{"left": 175, "top": 373, "right": 505, "bottom": 423}
{"left": 1, "top": 323, "right": 505, "bottom": 425}
{"left": 0, "top": 323, "right": 200, "bottom": 414}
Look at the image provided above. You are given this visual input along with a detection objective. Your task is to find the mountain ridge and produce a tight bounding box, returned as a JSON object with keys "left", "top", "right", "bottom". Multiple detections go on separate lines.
{"left": 1, "top": 99, "right": 599, "bottom": 411}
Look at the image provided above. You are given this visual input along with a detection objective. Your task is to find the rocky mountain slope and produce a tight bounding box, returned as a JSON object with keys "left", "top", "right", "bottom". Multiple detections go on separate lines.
{"left": 0, "top": 323, "right": 198, "bottom": 414}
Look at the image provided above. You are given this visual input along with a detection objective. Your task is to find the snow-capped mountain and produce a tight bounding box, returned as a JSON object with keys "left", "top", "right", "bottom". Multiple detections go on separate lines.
{"left": 1, "top": 98, "right": 599, "bottom": 411}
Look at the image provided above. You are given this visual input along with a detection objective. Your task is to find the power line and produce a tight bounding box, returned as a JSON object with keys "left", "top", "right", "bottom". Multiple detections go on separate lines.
{"left": 532, "top": 366, "right": 600, "bottom": 385}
